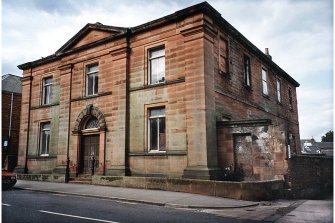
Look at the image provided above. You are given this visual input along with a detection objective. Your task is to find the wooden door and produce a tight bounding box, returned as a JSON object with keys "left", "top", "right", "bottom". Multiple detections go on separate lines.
{"left": 80, "top": 135, "right": 99, "bottom": 174}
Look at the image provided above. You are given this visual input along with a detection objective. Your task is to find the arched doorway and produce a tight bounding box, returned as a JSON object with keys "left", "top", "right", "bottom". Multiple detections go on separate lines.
{"left": 79, "top": 117, "right": 100, "bottom": 174}
{"left": 72, "top": 104, "right": 107, "bottom": 176}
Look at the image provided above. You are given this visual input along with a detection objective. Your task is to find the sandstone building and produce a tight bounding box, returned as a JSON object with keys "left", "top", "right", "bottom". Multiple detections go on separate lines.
{"left": 16, "top": 2, "right": 300, "bottom": 181}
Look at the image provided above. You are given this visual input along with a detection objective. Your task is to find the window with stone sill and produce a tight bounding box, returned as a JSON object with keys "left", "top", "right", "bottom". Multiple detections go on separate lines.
{"left": 40, "top": 122, "right": 50, "bottom": 156}
{"left": 42, "top": 77, "right": 53, "bottom": 105}
{"left": 148, "top": 47, "right": 165, "bottom": 85}
{"left": 148, "top": 107, "right": 166, "bottom": 152}
{"left": 86, "top": 64, "right": 99, "bottom": 96}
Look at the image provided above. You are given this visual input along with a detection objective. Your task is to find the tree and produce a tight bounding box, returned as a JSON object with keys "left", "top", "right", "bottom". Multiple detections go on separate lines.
{"left": 321, "top": 130, "right": 333, "bottom": 142}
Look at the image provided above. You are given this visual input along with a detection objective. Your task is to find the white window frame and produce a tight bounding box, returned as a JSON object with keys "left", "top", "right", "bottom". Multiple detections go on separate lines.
{"left": 40, "top": 122, "right": 50, "bottom": 156}
{"left": 148, "top": 107, "right": 166, "bottom": 152}
{"left": 244, "top": 55, "right": 251, "bottom": 87}
{"left": 42, "top": 77, "right": 53, "bottom": 105}
{"left": 86, "top": 64, "right": 99, "bottom": 96}
{"left": 148, "top": 47, "right": 165, "bottom": 85}
{"left": 276, "top": 79, "right": 281, "bottom": 103}
{"left": 262, "top": 68, "right": 269, "bottom": 95}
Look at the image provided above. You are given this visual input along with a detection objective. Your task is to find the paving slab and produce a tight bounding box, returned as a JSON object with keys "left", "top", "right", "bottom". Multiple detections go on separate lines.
{"left": 14, "top": 180, "right": 258, "bottom": 209}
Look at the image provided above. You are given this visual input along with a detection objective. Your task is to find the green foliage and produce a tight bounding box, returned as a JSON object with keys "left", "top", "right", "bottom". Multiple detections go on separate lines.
{"left": 321, "top": 130, "right": 333, "bottom": 142}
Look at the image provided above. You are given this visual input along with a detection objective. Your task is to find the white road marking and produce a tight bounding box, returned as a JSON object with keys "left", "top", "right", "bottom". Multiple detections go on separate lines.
{"left": 39, "top": 210, "right": 120, "bottom": 223}
{"left": 52, "top": 194, "right": 68, "bottom": 197}
{"left": 2, "top": 203, "right": 11, "bottom": 206}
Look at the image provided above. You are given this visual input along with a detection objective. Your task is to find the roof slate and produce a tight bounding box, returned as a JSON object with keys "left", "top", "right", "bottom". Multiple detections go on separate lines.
{"left": 2, "top": 74, "right": 22, "bottom": 94}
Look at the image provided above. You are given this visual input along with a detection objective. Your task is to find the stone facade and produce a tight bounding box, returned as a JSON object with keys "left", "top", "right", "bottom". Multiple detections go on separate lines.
{"left": 16, "top": 2, "right": 299, "bottom": 181}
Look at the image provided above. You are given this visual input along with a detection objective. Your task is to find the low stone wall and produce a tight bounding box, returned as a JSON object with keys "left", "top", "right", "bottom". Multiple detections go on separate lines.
{"left": 93, "top": 176, "right": 283, "bottom": 201}
{"left": 288, "top": 155, "right": 333, "bottom": 199}
{"left": 17, "top": 174, "right": 283, "bottom": 201}
{"left": 17, "top": 174, "right": 65, "bottom": 183}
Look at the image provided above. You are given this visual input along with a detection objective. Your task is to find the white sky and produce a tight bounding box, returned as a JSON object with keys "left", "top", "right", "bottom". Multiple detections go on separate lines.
{"left": 1, "top": 0, "right": 333, "bottom": 141}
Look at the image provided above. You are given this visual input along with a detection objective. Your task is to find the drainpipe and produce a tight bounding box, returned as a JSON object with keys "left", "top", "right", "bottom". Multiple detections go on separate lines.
{"left": 24, "top": 68, "right": 33, "bottom": 173}
{"left": 65, "top": 64, "right": 73, "bottom": 183}
{"left": 8, "top": 92, "right": 14, "bottom": 138}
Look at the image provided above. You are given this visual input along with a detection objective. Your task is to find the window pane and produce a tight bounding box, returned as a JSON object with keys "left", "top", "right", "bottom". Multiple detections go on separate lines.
{"left": 262, "top": 69, "right": 267, "bottom": 81}
{"left": 149, "top": 48, "right": 164, "bottom": 58}
{"left": 263, "top": 81, "right": 268, "bottom": 95}
{"left": 41, "top": 123, "right": 50, "bottom": 155}
{"left": 44, "top": 77, "right": 52, "bottom": 85}
{"left": 150, "top": 108, "right": 165, "bottom": 117}
{"left": 87, "top": 74, "right": 94, "bottom": 95}
{"left": 159, "top": 117, "right": 166, "bottom": 150}
{"left": 150, "top": 119, "right": 158, "bottom": 150}
{"left": 149, "top": 48, "right": 165, "bottom": 84}
{"left": 94, "top": 74, "right": 98, "bottom": 94}
{"left": 43, "top": 86, "right": 49, "bottom": 104}
{"left": 277, "top": 80, "right": 281, "bottom": 102}
{"left": 88, "top": 65, "right": 98, "bottom": 73}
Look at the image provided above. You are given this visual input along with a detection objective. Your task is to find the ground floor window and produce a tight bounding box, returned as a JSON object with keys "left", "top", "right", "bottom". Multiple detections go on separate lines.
{"left": 40, "top": 122, "right": 50, "bottom": 156}
{"left": 148, "top": 107, "right": 166, "bottom": 151}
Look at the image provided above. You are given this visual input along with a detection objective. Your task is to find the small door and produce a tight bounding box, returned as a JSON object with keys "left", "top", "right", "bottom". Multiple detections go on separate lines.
{"left": 234, "top": 134, "right": 253, "bottom": 179}
{"left": 80, "top": 135, "right": 99, "bottom": 174}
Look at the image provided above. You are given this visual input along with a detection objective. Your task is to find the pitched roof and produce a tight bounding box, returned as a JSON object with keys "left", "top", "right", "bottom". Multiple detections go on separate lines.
{"left": 2, "top": 74, "right": 22, "bottom": 94}
{"left": 55, "top": 22, "right": 127, "bottom": 55}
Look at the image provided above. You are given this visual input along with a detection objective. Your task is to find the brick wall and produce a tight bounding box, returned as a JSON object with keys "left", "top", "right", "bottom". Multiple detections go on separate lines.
{"left": 2, "top": 91, "right": 21, "bottom": 171}
{"left": 288, "top": 155, "right": 333, "bottom": 198}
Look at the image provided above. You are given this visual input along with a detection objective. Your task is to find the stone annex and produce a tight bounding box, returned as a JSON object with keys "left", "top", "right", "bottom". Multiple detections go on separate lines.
{"left": 15, "top": 2, "right": 300, "bottom": 182}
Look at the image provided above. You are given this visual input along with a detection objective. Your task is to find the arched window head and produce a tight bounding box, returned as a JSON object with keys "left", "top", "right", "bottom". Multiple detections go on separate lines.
{"left": 85, "top": 117, "right": 99, "bottom": 129}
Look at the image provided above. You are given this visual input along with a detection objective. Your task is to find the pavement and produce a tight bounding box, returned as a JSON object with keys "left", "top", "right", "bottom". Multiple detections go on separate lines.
{"left": 14, "top": 180, "right": 258, "bottom": 209}
{"left": 13, "top": 180, "right": 333, "bottom": 222}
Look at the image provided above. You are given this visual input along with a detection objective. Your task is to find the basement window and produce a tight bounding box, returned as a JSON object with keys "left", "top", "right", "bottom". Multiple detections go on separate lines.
{"left": 40, "top": 122, "right": 50, "bottom": 156}
{"left": 148, "top": 107, "right": 166, "bottom": 151}
{"left": 148, "top": 47, "right": 165, "bottom": 85}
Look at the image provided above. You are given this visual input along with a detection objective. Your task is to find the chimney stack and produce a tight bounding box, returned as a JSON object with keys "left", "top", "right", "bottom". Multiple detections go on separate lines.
{"left": 265, "top": 48, "right": 272, "bottom": 60}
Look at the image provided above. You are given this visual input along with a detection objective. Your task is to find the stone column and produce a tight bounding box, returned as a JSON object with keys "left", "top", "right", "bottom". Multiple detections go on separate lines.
{"left": 105, "top": 45, "right": 129, "bottom": 176}
{"left": 52, "top": 64, "right": 72, "bottom": 175}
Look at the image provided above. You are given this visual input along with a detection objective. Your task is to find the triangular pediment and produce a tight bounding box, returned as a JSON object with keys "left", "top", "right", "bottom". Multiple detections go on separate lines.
{"left": 56, "top": 23, "right": 127, "bottom": 55}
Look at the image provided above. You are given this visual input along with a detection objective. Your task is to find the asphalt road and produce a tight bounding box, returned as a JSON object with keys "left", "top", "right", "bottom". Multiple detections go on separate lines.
{"left": 2, "top": 189, "right": 261, "bottom": 223}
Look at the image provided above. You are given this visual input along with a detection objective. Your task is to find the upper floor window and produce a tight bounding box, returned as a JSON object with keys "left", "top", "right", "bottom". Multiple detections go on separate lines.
{"left": 149, "top": 47, "right": 165, "bottom": 85}
{"left": 276, "top": 79, "right": 281, "bottom": 103}
{"left": 42, "top": 77, "right": 53, "bottom": 105}
{"left": 289, "top": 88, "right": 293, "bottom": 110}
{"left": 40, "top": 122, "right": 50, "bottom": 156}
{"left": 244, "top": 55, "right": 251, "bottom": 87}
{"left": 148, "top": 107, "right": 166, "bottom": 151}
{"left": 219, "top": 38, "right": 229, "bottom": 74}
{"left": 86, "top": 64, "right": 98, "bottom": 96}
{"left": 262, "top": 68, "right": 268, "bottom": 96}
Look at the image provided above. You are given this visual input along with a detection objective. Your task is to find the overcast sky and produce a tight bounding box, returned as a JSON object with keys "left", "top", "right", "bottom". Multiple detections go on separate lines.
{"left": 1, "top": 0, "right": 333, "bottom": 141}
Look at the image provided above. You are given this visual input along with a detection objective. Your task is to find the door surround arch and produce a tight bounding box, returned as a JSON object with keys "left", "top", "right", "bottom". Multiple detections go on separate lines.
{"left": 72, "top": 104, "right": 107, "bottom": 176}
